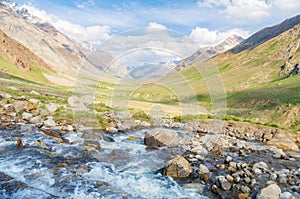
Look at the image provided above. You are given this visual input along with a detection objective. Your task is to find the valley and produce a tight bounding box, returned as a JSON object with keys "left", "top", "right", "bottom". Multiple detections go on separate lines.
{"left": 0, "top": 0, "right": 299, "bottom": 198}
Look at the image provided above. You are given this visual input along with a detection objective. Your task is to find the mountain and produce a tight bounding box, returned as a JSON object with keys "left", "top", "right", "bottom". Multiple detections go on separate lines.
{"left": 0, "top": 29, "right": 53, "bottom": 83}
{"left": 175, "top": 34, "right": 244, "bottom": 71}
{"left": 231, "top": 14, "right": 300, "bottom": 54}
{"left": 173, "top": 16, "right": 300, "bottom": 131}
{"left": 0, "top": 0, "right": 94, "bottom": 85}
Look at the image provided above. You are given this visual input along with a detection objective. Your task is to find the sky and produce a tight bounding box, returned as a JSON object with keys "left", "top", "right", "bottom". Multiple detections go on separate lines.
{"left": 12, "top": 0, "right": 300, "bottom": 46}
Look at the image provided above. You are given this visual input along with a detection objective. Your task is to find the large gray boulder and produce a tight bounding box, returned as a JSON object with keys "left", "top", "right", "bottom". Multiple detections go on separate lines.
{"left": 144, "top": 128, "right": 178, "bottom": 147}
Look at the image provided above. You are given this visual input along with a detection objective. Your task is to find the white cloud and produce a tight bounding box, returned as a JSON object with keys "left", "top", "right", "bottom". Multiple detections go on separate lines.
{"left": 198, "top": 0, "right": 271, "bottom": 23}
{"left": 223, "top": 0, "right": 271, "bottom": 23}
{"left": 197, "top": 0, "right": 230, "bottom": 8}
{"left": 76, "top": 0, "right": 95, "bottom": 9}
{"left": 272, "top": 0, "right": 300, "bottom": 14}
{"left": 147, "top": 22, "right": 167, "bottom": 30}
{"left": 21, "top": 4, "right": 111, "bottom": 42}
{"left": 190, "top": 27, "right": 249, "bottom": 46}
{"left": 198, "top": 0, "right": 300, "bottom": 25}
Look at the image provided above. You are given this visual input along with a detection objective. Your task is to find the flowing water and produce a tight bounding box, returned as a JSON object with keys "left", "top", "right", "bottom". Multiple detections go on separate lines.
{"left": 0, "top": 125, "right": 207, "bottom": 199}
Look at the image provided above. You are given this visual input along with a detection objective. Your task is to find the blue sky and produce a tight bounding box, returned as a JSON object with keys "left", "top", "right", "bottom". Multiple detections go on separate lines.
{"left": 12, "top": 0, "right": 300, "bottom": 46}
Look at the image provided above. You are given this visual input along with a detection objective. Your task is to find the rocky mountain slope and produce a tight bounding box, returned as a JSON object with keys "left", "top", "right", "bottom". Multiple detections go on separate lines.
{"left": 175, "top": 16, "right": 300, "bottom": 131}
{"left": 175, "top": 34, "right": 244, "bottom": 71}
{"left": 0, "top": 1, "right": 94, "bottom": 85}
{"left": 0, "top": 29, "right": 54, "bottom": 83}
{"left": 231, "top": 14, "right": 300, "bottom": 54}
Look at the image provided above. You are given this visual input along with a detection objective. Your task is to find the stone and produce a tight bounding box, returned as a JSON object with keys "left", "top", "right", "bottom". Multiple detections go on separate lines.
{"left": 30, "top": 116, "right": 44, "bottom": 127}
{"left": 279, "top": 192, "right": 293, "bottom": 199}
{"left": 105, "top": 127, "right": 118, "bottom": 134}
{"left": 14, "top": 101, "right": 27, "bottom": 112}
{"left": 244, "top": 177, "right": 251, "bottom": 184}
{"left": 46, "top": 103, "right": 59, "bottom": 113}
{"left": 270, "top": 173, "right": 278, "bottom": 181}
{"left": 17, "top": 138, "right": 23, "bottom": 148}
{"left": 140, "top": 121, "right": 151, "bottom": 127}
{"left": 216, "top": 176, "right": 232, "bottom": 191}
{"left": 4, "top": 104, "right": 15, "bottom": 112}
{"left": 84, "top": 140, "right": 101, "bottom": 150}
{"left": 241, "top": 185, "right": 251, "bottom": 193}
{"left": 253, "top": 162, "right": 268, "bottom": 172}
{"left": 33, "top": 139, "right": 46, "bottom": 149}
{"left": 225, "top": 155, "right": 233, "bottom": 163}
{"left": 226, "top": 175, "right": 234, "bottom": 183}
{"left": 191, "top": 146, "right": 208, "bottom": 156}
{"left": 198, "top": 164, "right": 210, "bottom": 175}
{"left": 267, "top": 132, "right": 299, "bottom": 152}
{"left": 66, "top": 125, "right": 74, "bottom": 132}
{"left": 278, "top": 174, "right": 287, "bottom": 184}
{"left": 165, "top": 156, "right": 192, "bottom": 178}
{"left": 30, "top": 90, "right": 40, "bottom": 95}
{"left": 43, "top": 117, "right": 56, "bottom": 127}
{"left": 239, "top": 193, "right": 250, "bottom": 199}
{"left": 257, "top": 184, "right": 281, "bottom": 199}
{"left": 144, "top": 128, "right": 178, "bottom": 147}
{"left": 228, "top": 162, "right": 237, "bottom": 172}
{"left": 234, "top": 176, "right": 241, "bottom": 183}
{"left": 254, "top": 168, "right": 263, "bottom": 175}
{"left": 269, "top": 146, "right": 286, "bottom": 159}
{"left": 28, "top": 98, "right": 40, "bottom": 105}
{"left": 22, "top": 112, "right": 32, "bottom": 121}
{"left": 195, "top": 155, "right": 204, "bottom": 161}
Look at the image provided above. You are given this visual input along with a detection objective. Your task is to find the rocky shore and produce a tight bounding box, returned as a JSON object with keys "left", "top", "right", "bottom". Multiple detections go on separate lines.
{"left": 0, "top": 92, "right": 299, "bottom": 199}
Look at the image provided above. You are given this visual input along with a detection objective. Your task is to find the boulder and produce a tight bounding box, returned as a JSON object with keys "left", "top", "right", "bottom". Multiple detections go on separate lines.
{"left": 14, "top": 101, "right": 27, "bottom": 112}
{"left": 198, "top": 164, "right": 210, "bottom": 175}
{"left": 46, "top": 103, "right": 59, "bottom": 113}
{"left": 106, "top": 127, "right": 118, "bottom": 134}
{"left": 22, "top": 112, "right": 32, "bottom": 121}
{"left": 144, "top": 128, "right": 178, "bottom": 147}
{"left": 165, "top": 156, "right": 192, "bottom": 178}
{"left": 267, "top": 131, "right": 299, "bottom": 152}
{"left": 30, "top": 116, "right": 44, "bottom": 127}
{"left": 68, "top": 96, "right": 88, "bottom": 112}
{"left": 257, "top": 184, "right": 281, "bottom": 199}
{"left": 28, "top": 98, "right": 40, "bottom": 105}
{"left": 43, "top": 117, "right": 56, "bottom": 127}
{"left": 253, "top": 162, "right": 269, "bottom": 172}
{"left": 279, "top": 192, "right": 293, "bottom": 199}
{"left": 216, "top": 176, "right": 232, "bottom": 191}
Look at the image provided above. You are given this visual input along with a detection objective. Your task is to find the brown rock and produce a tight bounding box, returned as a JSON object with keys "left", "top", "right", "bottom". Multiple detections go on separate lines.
{"left": 144, "top": 128, "right": 178, "bottom": 147}
{"left": 238, "top": 193, "right": 249, "bottom": 199}
{"left": 267, "top": 132, "right": 299, "bottom": 151}
{"left": 17, "top": 138, "right": 23, "bottom": 148}
{"left": 165, "top": 156, "right": 192, "bottom": 178}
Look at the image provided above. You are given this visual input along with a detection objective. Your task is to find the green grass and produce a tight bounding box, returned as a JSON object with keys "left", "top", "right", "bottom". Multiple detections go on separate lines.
{"left": 173, "top": 114, "right": 212, "bottom": 122}
{"left": 132, "top": 111, "right": 151, "bottom": 120}
{"left": 0, "top": 56, "right": 52, "bottom": 85}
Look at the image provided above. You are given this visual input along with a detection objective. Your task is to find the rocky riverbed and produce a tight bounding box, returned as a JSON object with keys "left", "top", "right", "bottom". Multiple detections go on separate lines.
{"left": 0, "top": 92, "right": 300, "bottom": 198}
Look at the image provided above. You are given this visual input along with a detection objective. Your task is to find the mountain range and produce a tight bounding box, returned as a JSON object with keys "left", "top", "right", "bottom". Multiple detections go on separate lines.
{"left": 0, "top": 0, "right": 299, "bottom": 131}
{"left": 0, "top": 0, "right": 94, "bottom": 85}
